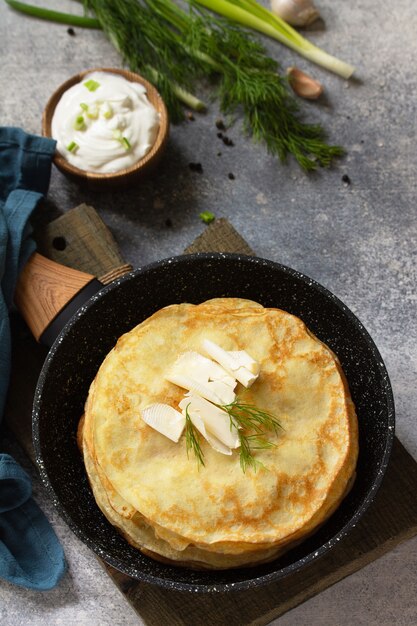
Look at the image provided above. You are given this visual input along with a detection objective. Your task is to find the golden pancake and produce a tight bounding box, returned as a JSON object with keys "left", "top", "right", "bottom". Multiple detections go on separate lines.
{"left": 81, "top": 298, "right": 358, "bottom": 567}
{"left": 80, "top": 417, "right": 295, "bottom": 569}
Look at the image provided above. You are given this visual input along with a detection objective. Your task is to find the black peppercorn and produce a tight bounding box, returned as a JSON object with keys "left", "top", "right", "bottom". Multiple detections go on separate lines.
{"left": 189, "top": 162, "right": 203, "bottom": 173}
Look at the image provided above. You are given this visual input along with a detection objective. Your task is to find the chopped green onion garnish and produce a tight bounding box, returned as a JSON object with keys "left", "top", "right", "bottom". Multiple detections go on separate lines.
{"left": 66, "top": 141, "right": 79, "bottom": 153}
{"left": 73, "top": 115, "right": 86, "bottom": 131}
{"left": 87, "top": 104, "right": 99, "bottom": 120}
{"left": 103, "top": 104, "right": 113, "bottom": 119}
{"left": 80, "top": 102, "right": 88, "bottom": 112}
{"left": 112, "top": 131, "right": 131, "bottom": 150}
{"left": 84, "top": 79, "right": 100, "bottom": 92}
{"left": 199, "top": 211, "right": 216, "bottom": 225}
{"left": 121, "top": 137, "right": 131, "bottom": 150}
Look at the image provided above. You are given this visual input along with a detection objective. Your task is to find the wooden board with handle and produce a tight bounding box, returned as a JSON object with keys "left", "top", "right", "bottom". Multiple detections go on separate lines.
{"left": 5, "top": 204, "right": 417, "bottom": 625}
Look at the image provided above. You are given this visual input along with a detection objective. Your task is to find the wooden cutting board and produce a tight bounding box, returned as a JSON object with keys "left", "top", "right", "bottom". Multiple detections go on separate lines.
{"left": 5, "top": 204, "right": 417, "bottom": 625}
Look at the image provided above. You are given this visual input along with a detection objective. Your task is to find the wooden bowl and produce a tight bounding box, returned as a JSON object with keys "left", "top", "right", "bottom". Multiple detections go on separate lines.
{"left": 42, "top": 68, "right": 169, "bottom": 190}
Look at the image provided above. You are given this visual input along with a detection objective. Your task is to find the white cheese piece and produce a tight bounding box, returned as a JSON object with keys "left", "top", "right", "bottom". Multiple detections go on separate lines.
{"left": 170, "top": 351, "right": 237, "bottom": 389}
{"left": 141, "top": 403, "right": 186, "bottom": 442}
{"left": 228, "top": 350, "right": 260, "bottom": 376}
{"left": 179, "top": 395, "right": 240, "bottom": 450}
{"left": 187, "top": 411, "right": 233, "bottom": 456}
{"left": 201, "top": 339, "right": 259, "bottom": 388}
{"left": 166, "top": 373, "right": 235, "bottom": 405}
{"left": 208, "top": 380, "right": 236, "bottom": 405}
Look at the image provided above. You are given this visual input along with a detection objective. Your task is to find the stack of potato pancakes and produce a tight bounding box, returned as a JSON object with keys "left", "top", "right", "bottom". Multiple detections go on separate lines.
{"left": 79, "top": 298, "right": 358, "bottom": 569}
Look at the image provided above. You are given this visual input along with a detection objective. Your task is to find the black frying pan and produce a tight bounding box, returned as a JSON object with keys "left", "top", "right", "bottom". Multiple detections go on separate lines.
{"left": 26, "top": 253, "right": 394, "bottom": 593}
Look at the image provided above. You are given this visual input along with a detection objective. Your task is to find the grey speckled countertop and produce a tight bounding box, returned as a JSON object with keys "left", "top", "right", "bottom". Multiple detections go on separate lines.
{"left": 1, "top": 0, "right": 416, "bottom": 624}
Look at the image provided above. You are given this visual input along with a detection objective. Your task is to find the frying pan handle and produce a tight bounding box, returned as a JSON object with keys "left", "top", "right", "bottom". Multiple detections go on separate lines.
{"left": 14, "top": 252, "right": 102, "bottom": 346}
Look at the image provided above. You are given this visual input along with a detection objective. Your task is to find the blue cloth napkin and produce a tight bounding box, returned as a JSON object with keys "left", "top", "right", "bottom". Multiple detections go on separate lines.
{"left": 0, "top": 127, "right": 66, "bottom": 590}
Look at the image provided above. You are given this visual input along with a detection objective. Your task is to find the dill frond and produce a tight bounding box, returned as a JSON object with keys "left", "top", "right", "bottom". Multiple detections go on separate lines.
{"left": 225, "top": 400, "right": 283, "bottom": 435}
{"left": 225, "top": 401, "right": 282, "bottom": 472}
{"left": 185, "top": 404, "right": 205, "bottom": 468}
{"left": 83, "top": 0, "right": 344, "bottom": 168}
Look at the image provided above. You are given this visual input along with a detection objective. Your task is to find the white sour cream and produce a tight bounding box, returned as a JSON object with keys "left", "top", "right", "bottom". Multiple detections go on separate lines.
{"left": 51, "top": 71, "right": 160, "bottom": 173}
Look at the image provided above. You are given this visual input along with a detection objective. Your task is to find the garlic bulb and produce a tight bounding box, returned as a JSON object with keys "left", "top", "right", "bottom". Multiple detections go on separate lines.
{"left": 270, "top": 0, "right": 320, "bottom": 27}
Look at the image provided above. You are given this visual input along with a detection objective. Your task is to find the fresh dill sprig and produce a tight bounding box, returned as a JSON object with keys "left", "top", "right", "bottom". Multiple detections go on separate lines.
{"left": 224, "top": 401, "right": 283, "bottom": 435}
{"left": 236, "top": 428, "right": 260, "bottom": 473}
{"left": 236, "top": 429, "right": 275, "bottom": 472}
{"left": 184, "top": 403, "right": 205, "bottom": 468}
{"left": 223, "top": 401, "right": 282, "bottom": 472}
{"left": 184, "top": 399, "right": 281, "bottom": 471}
{"left": 82, "top": 0, "right": 344, "bottom": 168}
{"left": 183, "top": 398, "right": 281, "bottom": 471}
{"left": 7, "top": 0, "right": 344, "bottom": 167}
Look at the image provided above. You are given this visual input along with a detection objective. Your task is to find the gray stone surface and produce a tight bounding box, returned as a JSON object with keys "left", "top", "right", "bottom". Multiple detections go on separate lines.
{"left": 0, "top": 0, "right": 416, "bottom": 624}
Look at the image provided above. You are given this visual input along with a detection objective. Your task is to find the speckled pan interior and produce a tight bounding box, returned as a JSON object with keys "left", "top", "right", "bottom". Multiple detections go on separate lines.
{"left": 33, "top": 253, "right": 395, "bottom": 593}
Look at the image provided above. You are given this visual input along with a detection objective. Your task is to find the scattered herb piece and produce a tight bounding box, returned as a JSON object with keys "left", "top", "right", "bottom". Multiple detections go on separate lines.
{"left": 222, "top": 136, "right": 234, "bottom": 147}
{"left": 111, "top": 129, "right": 132, "bottom": 150}
{"left": 215, "top": 119, "right": 226, "bottom": 131}
{"left": 80, "top": 102, "right": 89, "bottom": 112}
{"left": 84, "top": 78, "right": 100, "bottom": 92}
{"left": 189, "top": 162, "right": 203, "bottom": 173}
{"left": 86, "top": 104, "right": 99, "bottom": 119}
{"left": 199, "top": 210, "right": 216, "bottom": 224}
{"left": 217, "top": 152, "right": 222, "bottom": 157}
{"left": 186, "top": 112, "right": 195, "bottom": 121}
{"left": 73, "top": 115, "right": 86, "bottom": 130}
{"left": 66, "top": 141, "right": 79, "bottom": 153}
{"left": 185, "top": 404, "right": 205, "bottom": 468}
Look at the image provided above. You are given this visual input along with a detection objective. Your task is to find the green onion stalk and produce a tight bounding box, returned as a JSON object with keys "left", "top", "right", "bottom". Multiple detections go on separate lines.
{"left": 5, "top": 0, "right": 354, "bottom": 78}
{"left": 4, "top": 0, "right": 101, "bottom": 27}
{"left": 193, "top": 0, "right": 354, "bottom": 79}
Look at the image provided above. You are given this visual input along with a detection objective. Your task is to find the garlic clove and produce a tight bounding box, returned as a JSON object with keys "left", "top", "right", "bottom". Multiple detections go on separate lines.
{"left": 287, "top": 67, "right": 323, "bottom": 100}
{"left": 270, "top": 0, "right": 320, "bottom": 27}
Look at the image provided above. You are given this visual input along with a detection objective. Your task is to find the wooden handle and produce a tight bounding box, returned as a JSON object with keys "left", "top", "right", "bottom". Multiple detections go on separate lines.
{"left": 14, "top": 252, "right": 97, "bottom": 341}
